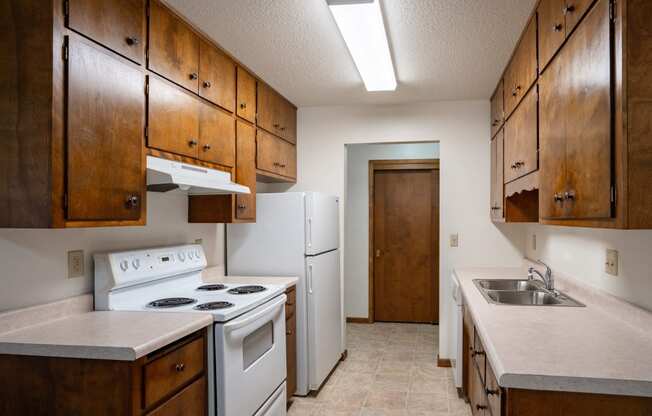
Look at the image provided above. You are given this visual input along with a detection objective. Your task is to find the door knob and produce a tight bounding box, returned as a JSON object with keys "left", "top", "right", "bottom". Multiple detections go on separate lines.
{"left": 203, "top": 80, "right": 211, "bottom": 88}
{"left": 562, "top": 4, "right": 575, "bottom": 14}
{"left": 125, "top": 195, "right": 139, "bottom": 209}
{"left": 553, "top": 23, "right": 563, "bottom": 32}
{"left": 240, "top": 102, "right": 247, "bottom": 109}
{"left": 188, "top": 139, "right": 198, "bottom": 146}
{"left": 189, "top": 73, "right": 198, "bottom": 80}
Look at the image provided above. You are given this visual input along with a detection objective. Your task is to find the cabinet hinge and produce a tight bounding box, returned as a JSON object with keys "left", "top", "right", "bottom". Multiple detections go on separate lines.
{"left": 610, "top": 186, "right": 616, "bottom": 203}
{"left": 145, "top": 79, "right": 149, "bottom": 95}
{"left": 609, "top": 0, "right": 616, "bottom": 22}
{"left": 63, "top": 0, "right": 69, "bottom": 17}
{"left": 144, "top": 125, "right": 148, "bottom": 138}
{"left": 63, "top": 193, "right": 68, "bottom": 210}
{"left": 62, "top": 43, "right": 69, "bottom": 61}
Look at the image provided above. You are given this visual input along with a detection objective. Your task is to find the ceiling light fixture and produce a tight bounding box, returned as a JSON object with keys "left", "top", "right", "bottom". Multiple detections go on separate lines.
{"left": 326, "top": 0, "right": 397, "bottom": 92}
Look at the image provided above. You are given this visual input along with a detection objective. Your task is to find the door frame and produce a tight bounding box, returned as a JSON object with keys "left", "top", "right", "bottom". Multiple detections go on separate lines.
{"left": 368, "top": 159, "right": 440, "bottom": 323}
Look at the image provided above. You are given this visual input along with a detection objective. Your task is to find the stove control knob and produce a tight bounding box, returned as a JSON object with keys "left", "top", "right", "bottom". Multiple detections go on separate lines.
{"left": 132, "top": 258, "right": 141, "bottom": 270}
{"left": 187, "top": 251, "right": 194, "bottom": 260}
{"left": 194, "top": 249, "right": 201, "bottom": 259}
{"left": 177, "top": 252, "right": 186, "bottom": 262}
{"left": 119, "top": 260, "right": 129, "bottom": 272}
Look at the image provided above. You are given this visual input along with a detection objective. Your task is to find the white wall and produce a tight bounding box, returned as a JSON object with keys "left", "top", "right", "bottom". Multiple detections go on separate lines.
{"left": 274, "top": 102, "right": 526, "bottom": 358}
{"left": 524, "top": 224, "right": 652, "bottom": 312}
{"left": 344, "top": 142, "right": 440, "bottom": 318}
{"left": 0, "top": 192, "right": 225, "bottom": 312}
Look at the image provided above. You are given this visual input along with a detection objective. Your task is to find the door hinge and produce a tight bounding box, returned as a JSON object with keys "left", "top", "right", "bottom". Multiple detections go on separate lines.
{"left": 63, "top": 0, "right": 69, "bottom": 17}
{"left": 609, "top": 0, "right": 616, "bottom": 22}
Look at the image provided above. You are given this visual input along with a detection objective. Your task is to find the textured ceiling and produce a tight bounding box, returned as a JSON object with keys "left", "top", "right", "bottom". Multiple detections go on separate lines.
{"left": 165, "top": 0, "right": 537, "bottom": 107}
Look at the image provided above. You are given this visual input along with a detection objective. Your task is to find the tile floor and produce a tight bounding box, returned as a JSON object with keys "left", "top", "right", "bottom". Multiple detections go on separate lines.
{"left": 288, "top": 322, "right": 471, "bottom": 416}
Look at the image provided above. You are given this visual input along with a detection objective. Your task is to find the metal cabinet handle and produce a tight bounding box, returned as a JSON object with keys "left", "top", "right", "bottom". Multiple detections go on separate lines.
{"left": 486, "top": 388, "right": 500, "bottom": 396}
{"left": 562, "top": 4, "right": 575, "bottom": 14}
{"left": 273, "top": 123, "right": 280, "bottom": 128}
{"left": 125, "top": 195, "right": 139, "bottom": 209}
{"left": 125, "top": 36, "right": 139, "bottom": 46}
{"left": 175, "top": 363, "right": 185, "bottom": 372}
{"left": 553, "top": 193, "right": 564, "bottom": 202}
{"left": 237, "top": 204, "right": 246, "bottom": 210}
{"left": 477, "top": 404, "right": 488, "bottom": 410}
{"left": 286, "top": 329, "right": 293, "bottom": 335}
{"left": 240, "top": 102, "right": 247, "bottom": 109}
{"left": 203, "top": 80, "right": 212, "bottom": 88}
{"left": 564, "top": 190, "right": 576, "bottom": 200}
{"left": 188, "top": 139, "right": 198, "bottom": 146}
{"left": 553, "top": 23, "right": 563, "bottom": 32}
{"left": 471, "top": 350, "right": 485, "bottom": 357}
{"left": 189, "top": 73, "right": 198, "bottom": 80}
{"left": 203, "top": 144, "right": 211, "bottom": 150}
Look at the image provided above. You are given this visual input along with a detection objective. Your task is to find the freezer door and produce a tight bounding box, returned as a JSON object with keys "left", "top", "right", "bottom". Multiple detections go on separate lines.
{"left": 305, "top": 193, "right": 339, "bottom": 255}
{"left": 306, "top": 249, "right": 342, "bottom": 390}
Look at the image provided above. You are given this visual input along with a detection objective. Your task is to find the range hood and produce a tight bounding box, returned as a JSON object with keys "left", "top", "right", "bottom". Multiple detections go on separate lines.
{"left": 146, "top": 156, "right": 250, "bottom": 195}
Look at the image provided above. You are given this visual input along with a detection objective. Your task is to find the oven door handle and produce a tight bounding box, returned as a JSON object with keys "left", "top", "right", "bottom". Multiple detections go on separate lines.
{"left": 224, "top": 294, "right": 287, "bottom": 333}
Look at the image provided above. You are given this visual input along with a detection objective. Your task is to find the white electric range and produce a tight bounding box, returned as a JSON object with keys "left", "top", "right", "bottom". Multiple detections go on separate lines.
{"left": 94, "top": 244, "right": 287, "bottom": 416}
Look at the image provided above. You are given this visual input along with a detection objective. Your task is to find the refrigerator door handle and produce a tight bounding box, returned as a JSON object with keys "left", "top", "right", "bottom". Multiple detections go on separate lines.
{"left": 307, "top": 217, "right": 313, "bottom": 248}
{"left": 308, "top": 263, "right": 313, "bottom": 294}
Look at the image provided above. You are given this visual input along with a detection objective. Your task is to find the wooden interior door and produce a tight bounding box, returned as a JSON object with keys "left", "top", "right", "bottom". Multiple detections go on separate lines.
{"left": 66, "top": 39, "right": 144, "bottom": 221}
{"left": 235, "top": 121, "right": 256, "bottom": 220}
{"left": 373, "top": 163, "right": 439, "bottom": 323}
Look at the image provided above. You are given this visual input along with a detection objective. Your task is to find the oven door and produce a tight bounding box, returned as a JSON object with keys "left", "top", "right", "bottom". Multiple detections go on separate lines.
{"left": 215, "top": 294, "right": 287, "bottom": 416}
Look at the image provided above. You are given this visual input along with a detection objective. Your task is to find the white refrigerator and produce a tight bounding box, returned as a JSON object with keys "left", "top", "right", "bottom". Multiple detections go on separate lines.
{"left": 227, "top": 192, "right": 342, "bottom": 396}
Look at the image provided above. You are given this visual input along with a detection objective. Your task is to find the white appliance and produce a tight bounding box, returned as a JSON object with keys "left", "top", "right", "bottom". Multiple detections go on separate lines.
{"left": 146, "top": 155, "right": 250, "bottom": 195}
{"left": 94, "top": 244, "right": 287, "bottom": 416}
{"left": 450, "top": 271, "right": 463, "bottom": 389}
{"left": 227, "top": 192, "right": 342, "bottom": 395}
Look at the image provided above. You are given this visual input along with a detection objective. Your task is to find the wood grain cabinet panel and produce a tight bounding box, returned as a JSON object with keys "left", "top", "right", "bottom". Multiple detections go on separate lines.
{"left": 198, "top": 104, "right": 235, "bottom": 167}
{"left": 148, "top": 77, "right": 200, "bottom": 158}
{"left": 285, "top": 286, "right": 297, "bottom": 401}
{"left": 504, "top": 15, "right": 538, "bottom": 117}
{"left": 257, "top": 83, "right": 297, "bottom": 144}
{"left": 504, "top": 86, "right": 538, "bottom": 184}
{"left": 490, "top": 130, "right": 505, "bottom": 221}
{"left": 257, "top": 129, "right": 296, "bottom": 179}
{"left": 199, "top": 39, "right": 235, "bottom": 112}
{"left": 563, "top": 0, "right": 595, "bottom": 34}
{"left": 235, "top": 121, "right": 256, "bottom": 220}
{"left": 148, "top": 377, "right": 206, "bottom": 416}
{"left": 66, "top": 39, "right": 144, "bottom": 222}
{"left": 236, "top": 67, "right": 256, "bottom": 123}
{"left": 538, "top": 0, "right": 566, "bottom": 71}
{"left": 148, "top": 0, "right": 199, "bottom": 93}
{"left": 490, "top": 80, "right": 504, "bottom": 138}
{"left": 67, "top": 0, "right": 145, "bottom": 64}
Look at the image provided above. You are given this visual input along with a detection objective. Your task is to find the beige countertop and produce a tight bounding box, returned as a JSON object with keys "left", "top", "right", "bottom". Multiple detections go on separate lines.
{"left": 455, "top": 266, "right": 652, "bottom": 397}
{"left": 202, "top": 266, "right": 298, "bottom": 290}
{"left": 0, "top": 310, "right": 213, "bottom": 361}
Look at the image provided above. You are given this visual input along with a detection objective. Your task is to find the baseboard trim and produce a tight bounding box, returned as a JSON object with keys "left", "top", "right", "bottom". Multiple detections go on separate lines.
{"left": 437, "top": 354, "right": 452, "bottom": 368}
{"left": 346, "top": 317, "right": 372, "bottom": 323}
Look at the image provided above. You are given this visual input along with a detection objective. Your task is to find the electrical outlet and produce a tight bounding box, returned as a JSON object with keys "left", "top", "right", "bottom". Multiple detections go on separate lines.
{"left": 532, "top": 233, "right": 537, "bottom": 251}
{"left": 194, "top": 238, "right": 203, "bottom": 245}
{"left": 450, "top": 234, "right": 459, "bottom": 248}
{"left": 68, "top": 250, "right": 84, "bottom": 279}
{"left": 605, "top": 249, "right": 619, "bottom": 276}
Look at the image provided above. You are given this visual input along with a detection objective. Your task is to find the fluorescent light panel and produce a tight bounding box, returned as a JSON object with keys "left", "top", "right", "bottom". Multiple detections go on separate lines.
{"left": 327, "top": 0, "right": 397, "bottom": 91}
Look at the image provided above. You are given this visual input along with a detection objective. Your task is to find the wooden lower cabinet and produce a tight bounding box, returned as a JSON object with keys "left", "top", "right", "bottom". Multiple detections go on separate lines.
{"left": 285, "top": 286, "right": 297, "bottom": 401}
{"left": 0, "top": 329, "right": 208, "bottom": 416}
{"left": 462, "top": 308, "right": 652, "bottom": 416}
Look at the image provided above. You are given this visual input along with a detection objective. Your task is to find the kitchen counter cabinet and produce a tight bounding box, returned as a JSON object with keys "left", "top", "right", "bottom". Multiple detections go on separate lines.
{"left": 285, "top": 285, "right": 297, "bottom": 401}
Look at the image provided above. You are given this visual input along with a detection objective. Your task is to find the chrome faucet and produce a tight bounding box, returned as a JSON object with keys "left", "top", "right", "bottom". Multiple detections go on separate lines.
{"left": 528, "top": 260, "right": 554, "bottom": 291}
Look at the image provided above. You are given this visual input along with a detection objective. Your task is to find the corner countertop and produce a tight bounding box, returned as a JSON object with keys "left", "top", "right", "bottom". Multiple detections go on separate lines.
{"left": 0, "top": 311, "right": 213, "bottom": 361}
{"left": 455, "top": 267, "right": 652, "bottom": 397}
{"left": 202, "top": 266, "right": 298, "bottom": 290}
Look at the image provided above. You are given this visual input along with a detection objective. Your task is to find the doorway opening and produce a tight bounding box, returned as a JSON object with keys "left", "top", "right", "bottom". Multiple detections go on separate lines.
{"left": 369, "top": 159, "right": 440, "bottom": 324}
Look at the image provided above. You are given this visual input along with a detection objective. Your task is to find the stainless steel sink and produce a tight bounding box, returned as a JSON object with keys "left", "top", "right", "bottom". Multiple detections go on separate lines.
{"left": 473, "top": 279, "right": 585, "bottom": 307}
{"left": 476, "top": 279, "right": 541, "bottom": 291}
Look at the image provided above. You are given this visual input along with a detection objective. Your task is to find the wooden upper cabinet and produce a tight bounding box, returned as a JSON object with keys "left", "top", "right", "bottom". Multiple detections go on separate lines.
{"left": 198, "top": 104, "right": 235, "bottom": 167}
{"left": 67, "top": 39, "right": 144, "bottom": 221}
{"left": 490, "top": 130, "right": 505, "bottom": 221}
{"left": 539, "top": 0, "right": 612, "bottom": 220}
{"left": 490, "top": 80, "right": 504, "bottom": 138}
{"left": 148, "top": 0, "right": 199, "bottom": 93}
{"left": 148, "top": 77, "right": 200, "bottom": 158}
{"left": 199, "top": 40, "right": 236, "bottom": 112}
{"left": 67, "top": 0, "right": 146, "bottom": 64}
{"left": 257, "top": 83, "right": 297, "bottom": 144}
{"left": 284, "top": 102, "right": 297, "bottom": 144}
{"left": 538, "top": 0, "right": 566, "bottom": 71}
{"left": 504, "top": 16, "right": 538, "bottom": 117}
{"left": 257, "top": 129, "right": 296, "bottom": 179}
{"left": 236, "top": 67, "right": 256, "bottom": 123}
{"left": 504, "top": 86, "right": 538, "bottom": 184}
{"left": 563, "top": 0, "right": 595, "bottom": 34}
{"left": 235, "top": 121, "right": 256, "bottom": 220}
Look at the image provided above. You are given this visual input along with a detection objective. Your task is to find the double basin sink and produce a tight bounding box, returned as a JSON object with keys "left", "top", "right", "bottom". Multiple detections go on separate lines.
{"left": 473, "top": 279, "right": 585, "bottom": 307}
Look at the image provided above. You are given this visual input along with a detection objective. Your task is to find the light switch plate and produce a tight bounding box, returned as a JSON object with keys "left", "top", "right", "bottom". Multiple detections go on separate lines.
{"left": 68, "top": 250, "right": 84, "bottom": 279}
{"left": 605, "top": 249, "right": 619, "bottom": 276}
{"left": 450, "top": 234, "right": 459, "bottom": 248}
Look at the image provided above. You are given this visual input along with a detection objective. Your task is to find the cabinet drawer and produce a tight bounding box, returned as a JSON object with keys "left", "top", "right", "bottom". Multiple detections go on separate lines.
{"left": 148, "top": 376, "right": 206, "bottom": 416}
{"left": 67, "top": 0, "right": 146, "bottom": 64}
{"left": 504, "top": 86, "right": 538, "bottom": 183}
{"left": 285, "top": 287, "right": 296, "bottom": 320}
{"left": 472, "top": 330, "right": 486, "bottom": 385}
{"left": 144, "top": 336, "right": 205, "bottom": 408}
{"left": 486, "top": 361, "right": 502, "bottom": 416}
{"left": 256, "top": 130, "right": 296, "bottom": 179}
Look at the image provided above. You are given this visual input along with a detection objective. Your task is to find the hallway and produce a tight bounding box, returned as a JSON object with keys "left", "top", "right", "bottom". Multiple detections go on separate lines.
{"left": 288, "top": 323, "right": 470, "bottom": 415}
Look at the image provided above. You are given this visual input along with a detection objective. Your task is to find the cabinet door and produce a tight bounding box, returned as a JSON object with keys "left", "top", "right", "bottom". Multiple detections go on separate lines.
{"left": 198, "top": 104, "right": 235, "bottom": 167}
{"left": 505, "top": 16, "right": 538, "bottom": 116}
{"left": 504, "top": 86, "right": 538, "bottom": 183}
{"left": 235, "top": 121, "right": 256, "bottom": 220}
{"left": 256, "top": 82, "right": 279, "bottom": 136}
{"left": 469, "top": 365, "right": 488, "bottom": 416}
{"left": 286, "top": 313, "right": 297, "bottom": 398}
{"left": 490, "top": 131, "right": 505, "bottom": 220}
{"left": 283, "top": 102, "right": 297, "bottom": 144}
{"left": 490, "top": 80, "right": 504, "bottom": 138}
{"left": 538, "top": 0, "right": 566, "bottom": 71}
{"left": 199, "top": 40, "right": 235, "bottom": 112}
{"left": 67, "top": 39, "right": 144, "bottom": 221}
{"left": 486, "top": 362, "right": 502, "bottom": 416}
{"left": 67, "top": 0, "right": 145, "bottom": 64}
{"left": 564, "top": 0, "right": 595, "bottom": 34}
{"left": 564, "top": 0, "right": 612, "bottom": 219}
{"left": 257, "top": 129, "right": 296, "bottom": 179}
{"left": 149, "top": 0, "right": 199, "bottom": 93}
{"left": 236, "top": 67, "right": 256, "bottom": 123}
{"left": 148, "top": 77, "right": 200, "bottom": 158}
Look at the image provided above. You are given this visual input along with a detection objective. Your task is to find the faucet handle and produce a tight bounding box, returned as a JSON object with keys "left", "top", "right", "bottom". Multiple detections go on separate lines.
{"left": 536, "top": 259, "right": 552, "bottom": 278}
